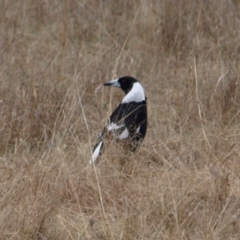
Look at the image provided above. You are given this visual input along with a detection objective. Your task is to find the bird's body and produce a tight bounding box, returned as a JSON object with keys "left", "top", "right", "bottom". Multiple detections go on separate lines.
{"left": 90, "top": 76, "right": 147, "bottom": 164}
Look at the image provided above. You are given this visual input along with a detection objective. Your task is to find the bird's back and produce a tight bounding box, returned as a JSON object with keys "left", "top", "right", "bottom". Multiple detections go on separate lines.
{"left": 109, "top": 100, "right": 147, "bottom": 139}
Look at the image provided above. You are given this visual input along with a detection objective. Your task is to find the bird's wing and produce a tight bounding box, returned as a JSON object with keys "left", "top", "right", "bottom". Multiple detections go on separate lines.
{"left": 109, "top": 101, "right": 147, "bottom": 140}
{"left": 133, "top": 101, "right": 147, "bottom": 138}
{"left": 124, "top": 101, "right": 147, "bottom": 151}
{"left": 109, "top": 103, "right": 128, "bottom": 124}
{"left": 91, "top": 101, "right": 147, "bottom": 163}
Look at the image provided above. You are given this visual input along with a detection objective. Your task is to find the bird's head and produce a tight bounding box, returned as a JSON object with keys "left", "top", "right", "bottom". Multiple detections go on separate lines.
{"left": 104, "top": 76, "right": 146, "bottom": 103}
{"left": 103, "top": 76, "right": 137, "bottom": 94}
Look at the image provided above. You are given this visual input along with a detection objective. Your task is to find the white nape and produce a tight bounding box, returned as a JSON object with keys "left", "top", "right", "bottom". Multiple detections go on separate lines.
{"left": 122, "top": 82, "right": 145, "bottom": 103}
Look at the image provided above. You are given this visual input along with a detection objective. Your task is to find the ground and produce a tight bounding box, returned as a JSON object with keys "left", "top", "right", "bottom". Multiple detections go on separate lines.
{"left": 1, "top": 0, "right": 240, "bottom": 239}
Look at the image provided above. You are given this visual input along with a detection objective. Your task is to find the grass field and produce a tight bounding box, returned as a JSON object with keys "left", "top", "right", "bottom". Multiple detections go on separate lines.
{"left": 1, "top": 0, "right": 240, "bottom": 239}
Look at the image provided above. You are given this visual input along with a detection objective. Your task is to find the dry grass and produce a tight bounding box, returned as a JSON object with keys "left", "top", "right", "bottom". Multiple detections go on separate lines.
{"left": 1, "top": 0, "right": 240, "bottom": 239}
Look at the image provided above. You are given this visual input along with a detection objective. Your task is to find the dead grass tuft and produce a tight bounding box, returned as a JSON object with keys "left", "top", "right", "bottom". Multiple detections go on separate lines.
{"left": 1, "top": 0, "right": 240, "bottom": 239}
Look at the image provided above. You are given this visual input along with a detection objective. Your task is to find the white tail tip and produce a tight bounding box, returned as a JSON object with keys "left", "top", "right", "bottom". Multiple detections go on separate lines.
{"left": 89, "top": 141, "right": 103, "bottom": 164}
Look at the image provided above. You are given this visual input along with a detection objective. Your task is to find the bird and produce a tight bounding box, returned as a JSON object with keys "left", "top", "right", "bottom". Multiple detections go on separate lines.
{"left": 90, "top": 76, "right": 147, "bottom": 164}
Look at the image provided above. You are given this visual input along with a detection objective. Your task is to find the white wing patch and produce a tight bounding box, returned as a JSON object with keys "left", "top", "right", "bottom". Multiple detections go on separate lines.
{"left": 107, "top": 122, "right": 124, "bottom": 131}
{"left": 118, "top": 128, "right": 129, "bottom": 139}
{"left": 122, "top": 82, "right": 145, "bottom": 103}
{"left": 107, "top": 122, "right": 129, "bottom": 139}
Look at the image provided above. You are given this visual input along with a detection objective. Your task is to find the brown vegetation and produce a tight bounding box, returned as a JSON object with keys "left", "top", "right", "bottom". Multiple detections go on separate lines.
{"left": 1, "top": 0, "right": 240, "bottom": 239}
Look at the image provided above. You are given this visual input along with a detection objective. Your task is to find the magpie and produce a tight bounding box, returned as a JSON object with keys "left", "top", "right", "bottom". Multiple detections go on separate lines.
{"left": 90, "top": 76, "right": 147, "bottom": 164}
